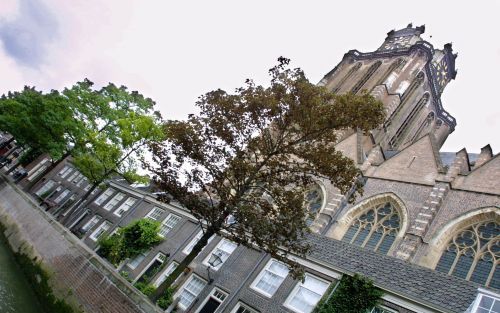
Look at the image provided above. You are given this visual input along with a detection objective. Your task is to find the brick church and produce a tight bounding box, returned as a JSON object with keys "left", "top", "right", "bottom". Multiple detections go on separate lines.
{"left": 13, "top": 24, "right": 500, "bottom": 312}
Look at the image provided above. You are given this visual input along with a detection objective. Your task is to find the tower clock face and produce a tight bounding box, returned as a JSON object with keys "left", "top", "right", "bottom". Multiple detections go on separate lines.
{"left": 382, "top": 36, "right": 412, "bottom": 50}
{"left": 432, "top": 59, "right": 449, "bottom": 93}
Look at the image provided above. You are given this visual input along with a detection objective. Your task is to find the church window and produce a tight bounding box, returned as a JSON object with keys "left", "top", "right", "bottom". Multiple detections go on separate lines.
{"left": 342, "top": 202, "right": 401, "bottom": 254}
{"left": 332, "top": 62, "right": 362, "bottom": 93}
{"left": 374, "top": 58, "right": 406, "bottom": 88}
{"left": 435, "top": 220, "right": 499, "bottom": 288}
{"left": 389, "top": 93, "right": 429, "bottom": 149}
{"left": 305, "top": 184, "right": 324, "bottom": 225}
{"left": 385, "top": 72, "right": 425, "bottom": 128}
{"left": 351, "top": 61, "right": 382, "bottom": 94}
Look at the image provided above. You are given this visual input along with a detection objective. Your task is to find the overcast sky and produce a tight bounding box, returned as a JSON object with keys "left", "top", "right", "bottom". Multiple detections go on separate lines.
{"left": 1, "top": 0, "right": 499, "bottom": 153}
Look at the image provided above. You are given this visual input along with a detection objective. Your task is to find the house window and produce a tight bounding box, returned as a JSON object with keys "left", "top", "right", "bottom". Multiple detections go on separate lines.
{"left": 145, "top": 207, "right": 165, "bottom": 221}
{"left": 35, "top": 180, "right": 55, "bottom": 198}
{"left": 196, "top": 288, "right": 227, "bottom": 313}
{"left": 53, "top": 189, "right": 71, "bottom": 204}
{"left": 136, "top": 252, "right": 167, "bottom": 284}
{"left": 94, "top": 188, "right": 114, "bottom": 205}
{"left": 89, "top": 221, "right": 111, "bottom": 241}
{"left": 203, "top": 239, "right": 237, "bottom": 270}
{"left": 342, "top": 202, "right": 401, "bottom": 255}
{"left": 103, "top": 192, "right": 125, "bottom": 211}
{"left": 127, "top": 252, "right": 147, "bottom": 270}
{"left": 231, "top": 303, "right": 259, "bottom": 313}
{"left": 58, "top": 165, "right": 72, "bottom": 177}
{"left": 26, "top": 159, "right": 49, "bottom": 181}
{"left": 467, "top": 292, "right": 500, "bottom": 313}
{"left": 154, "top": 262, "right": 178, "bottom": 287}
{"left": 250, "top": 259, "right": 289, "bottom": 297}
{"left": 176, "top": 275, "right": 207, "bottom": 310}
{"left": 72, "top": 173, "right": 84, "bottom": 184}
{"left": 183, "top": 230, "right": 214, "bottom": 255}
{"left": 284, "top": 274, "right": 329, "bottom": 313}
{"left": 76, "top": 177, "right": 87, "bottom": 187}
{"left": 159, "top": 214, "right": 181, "bottom": 237}
{"left": 435, "top": 220, "right": 499, "bottom": 288}
{"left": 67, "top": 170, "right": 79, "bottom": 182}
{"left": 81, "top": 215, "right": 102, "bottom": 233}
{"left": 114, "top": 197, "right": 136, "bottom": 217}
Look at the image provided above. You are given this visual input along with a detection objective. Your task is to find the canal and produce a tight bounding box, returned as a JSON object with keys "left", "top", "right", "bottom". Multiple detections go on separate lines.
{"left": 0, "top": 232, "right": 41, "bottom": 313}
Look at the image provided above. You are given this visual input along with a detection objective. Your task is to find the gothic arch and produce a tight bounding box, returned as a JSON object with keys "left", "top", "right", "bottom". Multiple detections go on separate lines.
{"left": 351, "top": 60, "right": 382, "bottom": 94}
{"left": 420, "top": 207, "right": 499, "bottom": 272}
{"left": 328, "top": 193, "right": 409, "bottom": 254}
{"left": 332, "top": 62, "right": 362, "bottom": 93}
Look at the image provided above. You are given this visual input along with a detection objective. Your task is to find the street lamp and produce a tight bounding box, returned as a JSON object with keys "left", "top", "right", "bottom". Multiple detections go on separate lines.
{"left": 206, "top": 251, "right": 223, "bottom": 284}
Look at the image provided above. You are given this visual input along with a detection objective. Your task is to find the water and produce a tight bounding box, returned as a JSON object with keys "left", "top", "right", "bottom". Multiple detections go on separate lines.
{"left": 0, "top": 233, "right": 41, "bottom": 313}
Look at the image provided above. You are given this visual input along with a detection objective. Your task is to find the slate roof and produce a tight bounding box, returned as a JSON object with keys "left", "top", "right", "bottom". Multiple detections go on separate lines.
{"left": 305, "top": 233, "right": 486, "bottom": 313}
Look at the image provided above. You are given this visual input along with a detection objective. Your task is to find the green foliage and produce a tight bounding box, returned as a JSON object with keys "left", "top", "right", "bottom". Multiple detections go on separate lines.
{"left": 156, "top": 287, "right": 175, "bottom": 309}
{"left": 314, "top": 274, "right": 383, "bottom": 313}
{"left": 98, "top": 219, "right": 163, "bottom": 266}
{"left": 147, "top": 57, "right": 386, "bottom": 295}
{"left": 134, "top": 282, "right": 156, "bottom": 297}
{"left": 119, "top": 270, "right": 132, "bottom": 282}
{"left": 14, "top": 253, "right": 80, "bottom": 313}
{"left": 17, "top": 148, "right": 43, "bottom": 166}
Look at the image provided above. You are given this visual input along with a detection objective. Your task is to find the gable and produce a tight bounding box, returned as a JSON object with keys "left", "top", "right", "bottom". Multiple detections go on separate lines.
{"left": 370, "top": 135, "right": 440, "bottom": 185}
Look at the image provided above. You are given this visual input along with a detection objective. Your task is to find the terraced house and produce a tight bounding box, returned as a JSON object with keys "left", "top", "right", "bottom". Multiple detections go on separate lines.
{"left": 24, "top": 24, "right": 500, "bottom": 313}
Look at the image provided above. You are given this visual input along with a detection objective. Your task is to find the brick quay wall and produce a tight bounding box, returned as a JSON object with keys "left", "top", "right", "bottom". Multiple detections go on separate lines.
{"left": 0, "top": 175, "right": 163, "bottom": 313}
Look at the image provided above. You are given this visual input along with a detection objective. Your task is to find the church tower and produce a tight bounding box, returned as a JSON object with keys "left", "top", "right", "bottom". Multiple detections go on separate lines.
{"left": 319, "top": 24, "right": 458, "bottom": 155}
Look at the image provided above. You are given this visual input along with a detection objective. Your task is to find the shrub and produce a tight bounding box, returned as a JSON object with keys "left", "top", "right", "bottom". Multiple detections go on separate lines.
{"left": 134, "top": 282, "right": 157, "bottom": 297}
{"left": 157, "top": 287, "right": 175, "bottom": 310}
{"left": 314, "top": 274, "right": 383, "bottom": 313}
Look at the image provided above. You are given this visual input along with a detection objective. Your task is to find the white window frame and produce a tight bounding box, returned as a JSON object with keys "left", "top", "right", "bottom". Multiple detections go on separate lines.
{"left": 89, "top": 221, "right": 111, "bottom": 241}
{"left": 133, "top": 252, "right": 168, "bottom": 283}
{"left": 26, "top": 159, "right": 48, "bottom": 181}
{"left": 67, "top": 170, "right": 79, "bottom": 182}
{"left": 145, "top": 207, "right": 165, "bottom": 221}
{"left": 113, "top": 197, "right": 136, "bottom": 217}
{"left": 230, "top": 302, "right": 259, "bottom": 313}
{"left": 158, "top": 213, "right": 181, "bottom": 237}
{"left": 202, "top": 238, "right": 237, "bottom": 271}
{"left": 103, "top": 192, "right": 125, "bottom": 211}
{"left": 468, "top": 289, "right": 500, "bottom": 313}
{"left": 369, "top": 306, "right": 397, "bottom": 313}
{"left": 175, "top": 274, "right": 207, "bottom": 311}
{"left": 127, "top": 252, "right": 148, "bottom": 270}
{"left": 154, "top": 262, "right": 179, "bottom": 287}
{"left": 195, "top": 287, "right": 228, "bottom": 313}
{"left": 53, "top": 189, "right": 71, "bottom": 204}
{"left": 284, "top": 273, "right": 330, "bottom": 313}
{"left": 35, "top": 180, "right": 55, "bottom": 196}
{"left": 81, "top": 215, "right": 102, "bottom": 233}
{"left": 250, "top": 259, "right": 289, "bottom": 298}
{"left": 95, "top": 188, "right": 114, "bottom": 205}
{"left": 183, "top": 230, "right": 214, "bottom": 255}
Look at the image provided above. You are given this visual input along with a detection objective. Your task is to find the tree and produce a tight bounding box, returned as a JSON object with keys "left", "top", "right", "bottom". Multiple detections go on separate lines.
{"left": 146, "top": 57, "right": 385, "bottom": 300}
{"left": 314, "top": 274, "right": 383, "bottom": 313}
{"left": 98, "top": 218, "right": 163, "bottom": 266}
{"left": 0, "top": 87, "right": 77, "bottom": 170}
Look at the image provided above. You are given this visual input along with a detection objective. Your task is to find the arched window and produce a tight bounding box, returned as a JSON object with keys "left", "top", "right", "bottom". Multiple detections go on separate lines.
{"left": 389, "top": 93, "right": 430, "bottom": 149}
{"left": 332, "top": 62, "right": 362, "bottom": 93}
{"left": 305, "top": 184, "right": 323, "bottom": 225}
{"left": 342, "top": 202, "right": 401, "bottom": 254}
{"left": 435, "top": 220, "right": 499, "bottom": 288}
{"left": 374, "top": 58, "right": 406, "bottom": 87}
{"left": 351, "top": 61, "right": 382, "bottom": 94}
{"left": 411, "top": 111, "right": 435, "bottom": 142}
{"left": 385, "top": 72, "right": 425, "bottom": 129}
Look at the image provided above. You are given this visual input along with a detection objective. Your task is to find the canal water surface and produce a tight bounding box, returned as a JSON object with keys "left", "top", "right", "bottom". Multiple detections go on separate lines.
{"left": 0, "top": 232, "right": 41, "bottom": 313}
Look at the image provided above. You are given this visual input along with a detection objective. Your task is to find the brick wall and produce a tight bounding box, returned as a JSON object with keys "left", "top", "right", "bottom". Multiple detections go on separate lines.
{"left": 0, "top": 175, "right": 162, "bottom": 313}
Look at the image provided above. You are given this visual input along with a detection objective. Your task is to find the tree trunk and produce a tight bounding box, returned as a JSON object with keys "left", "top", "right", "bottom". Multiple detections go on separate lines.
{"left": 150, "top": 228, "right": 216, "bottom": 302}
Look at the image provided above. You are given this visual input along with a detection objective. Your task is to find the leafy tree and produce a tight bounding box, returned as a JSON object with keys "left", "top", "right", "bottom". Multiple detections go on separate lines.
{"left": 314, "top": 274, "right": 383, "bottom": 313}
{"left": 98, "top": 218, "right": 163, "bottom": 266}
{"left": 147, "top": 57, "right": 385, "bottom": 300}
{"left": 0, "top": 87, "right": 77, "bottom": 170}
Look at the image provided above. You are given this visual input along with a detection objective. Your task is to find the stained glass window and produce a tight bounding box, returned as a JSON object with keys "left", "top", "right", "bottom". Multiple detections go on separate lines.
{"left": 435, "top": 220, "right": 499, "bottom": 288}
{"left": 342, "top": 202, "right": 401, "bottom": 254}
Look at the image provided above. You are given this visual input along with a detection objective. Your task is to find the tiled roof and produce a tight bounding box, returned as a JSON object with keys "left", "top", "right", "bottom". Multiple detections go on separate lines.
{"left": 305, "top": 233, "right": 484, "bottom": 313}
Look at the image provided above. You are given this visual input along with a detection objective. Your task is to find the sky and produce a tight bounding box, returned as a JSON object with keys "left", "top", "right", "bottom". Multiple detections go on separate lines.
{"left": 0, "top": 0, "right": 499, "bottom": 153}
